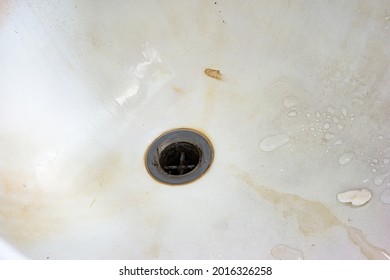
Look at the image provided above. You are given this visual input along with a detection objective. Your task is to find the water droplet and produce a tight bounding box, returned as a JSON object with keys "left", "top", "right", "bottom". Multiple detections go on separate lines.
{"left": 380, "top": 189, "right": 390, "bottom": 204}
{"left": 323, "top": 123, "right": 330, "bottom": 130}
{"left": 341, "top": 106, "right": 348, "bottom": 117}
{"left": 337, "top": 188, "right": 371, "bottom": 206}
{"left": 384, "top": 159, "right": 389, "bottom": 165}
{"left": 372, "top": 168, "right": 377, "bottom": 173}
{"left": 288, "top": 111, "right": 297, "bottom": 117}
{"left": 315, "top": 112, "right": 321, "bottom": 118}
{"left": 283, "top": 96, "right": 300, "bottom": 108}
{"left": 333, "top": 116, "right": 340, "bottom": 123}
{"left": 335, "top": 139, "right": 343, "bottom": 145}
{"left": 372, "top": 158, "right": 379, "bottom": 164}
{"left": 378, "top": 135, "right": 384, "bottom": 140}
{"left": 338, "top": 152, "right": 355, "bottom": 166}
{"left": 259, "top": 134, "right": 290, "bottom": 152}
{"left": 271, "top": 245, "right": 304, "bottom": 260}
{"left": 374, "top": 174, "right": 387, "bottom": 186}
{"left": 337, "top": 124, "right": 344, "bottom": 130}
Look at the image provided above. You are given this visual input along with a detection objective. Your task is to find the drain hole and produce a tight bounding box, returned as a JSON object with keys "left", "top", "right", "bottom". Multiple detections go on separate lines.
{"left": 146, "top": 128, "right": 213, "bottom": 185}
{"left": 159, "top": 142, "right": 200, "bottom": 175}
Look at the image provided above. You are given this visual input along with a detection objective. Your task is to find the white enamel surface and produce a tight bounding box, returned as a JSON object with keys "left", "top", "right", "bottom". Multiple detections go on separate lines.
{"left": 1, "top": 0, "right": 390, "bottom": 259}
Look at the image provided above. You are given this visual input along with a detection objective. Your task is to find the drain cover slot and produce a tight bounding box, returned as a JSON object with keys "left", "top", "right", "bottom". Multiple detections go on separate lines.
{"left": 146, "top": 129, "right": 213, "bottom": 185}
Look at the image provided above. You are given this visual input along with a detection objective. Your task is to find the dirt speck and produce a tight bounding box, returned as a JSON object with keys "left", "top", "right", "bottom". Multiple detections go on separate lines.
{"left": 204, "top": 68, "right": 222, "bottom": 80}
{"left": 0, "top": 173, "right": 63, "bottom": 247}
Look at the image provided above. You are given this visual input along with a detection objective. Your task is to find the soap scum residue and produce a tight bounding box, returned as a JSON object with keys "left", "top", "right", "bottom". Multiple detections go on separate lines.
{"left": 239, "top": 172, "right": 390, "bottom": 259}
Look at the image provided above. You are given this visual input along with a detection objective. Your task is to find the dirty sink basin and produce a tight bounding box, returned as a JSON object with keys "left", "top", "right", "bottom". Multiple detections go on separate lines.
{"left": 1, "top": 0, "right": 390, "bottom": 259}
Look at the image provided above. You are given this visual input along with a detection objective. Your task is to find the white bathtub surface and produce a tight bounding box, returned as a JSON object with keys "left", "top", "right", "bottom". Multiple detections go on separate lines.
{"left": 1, "top": 0, "right": 390, "bottom": 259}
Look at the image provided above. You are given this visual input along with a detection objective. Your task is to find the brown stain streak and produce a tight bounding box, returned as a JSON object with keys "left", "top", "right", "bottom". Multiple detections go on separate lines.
{"left": 0, "top": 0, "right": 11, "bottom": 27}
{"left": 0, "top": 150, "right": 126, "bottom": 250}
{"left": 0, "top": 173, "right": 61, "bottom": 246}
{"left": 172, "top": 86, "right": 183, "bottom": 94}
{"left": 239, "top": 172, "right": 390, "bottom": 259}
{"left": 239, "top": 173, "right": 340, "bottom": 236}
{"left": 200, "top": 84, "right": 218, "bottom": 126}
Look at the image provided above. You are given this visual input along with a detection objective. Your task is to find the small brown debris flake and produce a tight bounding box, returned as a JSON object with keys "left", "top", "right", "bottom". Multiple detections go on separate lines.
{"left": 204, "top": 68, "right": 222, "bottom": 80}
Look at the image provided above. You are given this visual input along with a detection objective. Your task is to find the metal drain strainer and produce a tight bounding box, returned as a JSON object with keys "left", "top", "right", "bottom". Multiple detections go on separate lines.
{"left": 145, "top": 129, "right": 213, "bottom": 185}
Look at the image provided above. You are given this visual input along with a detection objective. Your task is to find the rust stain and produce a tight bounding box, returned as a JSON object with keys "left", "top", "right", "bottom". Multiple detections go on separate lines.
{"left": 204, "top": 68, "right": 222, "bottom": 80}
{"left": 0, "top": 0, "right": 12, "bottom": 27}
{"left": 172, "top": 86, "right": 184, "bottom": 94}
{"left": 0, "top": 173, "right": 62, "bottom": 247}
{"left": 239, "top": 172, "right": 390, "bottom": 259}
{"left": 239, "top": 172, "right": 341, "bottom": 236}
{"left": 347, "top": 227, "right": 390, "bottom": 260}
{"left": 200, "top": 84, "right": 218, "bottom": 126}
{"left": 0, "top": 150, "right": 126, "bottom": 251}
{"left": 74, "top": 151, "right": 125, "bottom": 194}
